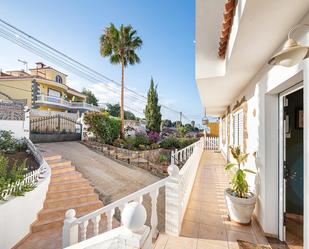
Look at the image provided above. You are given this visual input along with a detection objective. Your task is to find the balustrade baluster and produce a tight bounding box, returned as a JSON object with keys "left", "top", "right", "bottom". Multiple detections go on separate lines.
{"left": 91, "top": 215, "right": 101, "bottom": 236}
{"left": 150, "top": 189, "right": 159, "bottom": 238}
{"left": 106, "top": 208, "right": 115, "bottom": 231}
{"left": 80, "top": 220, "right": 89, "bottom": 241}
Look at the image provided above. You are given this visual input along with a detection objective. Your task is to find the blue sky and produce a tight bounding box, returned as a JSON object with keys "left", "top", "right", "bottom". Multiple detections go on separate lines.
{"left": 0, "top": 0, "right": 203, "bottom": 125}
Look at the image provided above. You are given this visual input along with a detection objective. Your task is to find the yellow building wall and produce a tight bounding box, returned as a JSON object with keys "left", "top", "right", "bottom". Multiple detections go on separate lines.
{"left": 38, "top": 82, "right": 66, "bottom": 97}
{"left": 0, "top": 79, "right": 32, "bottom": 105}
{"left": 44, "top": 69, "right": 67, "bottom": 84}
{"left": 208, "top": 122, "right": 219, "bottom": 137}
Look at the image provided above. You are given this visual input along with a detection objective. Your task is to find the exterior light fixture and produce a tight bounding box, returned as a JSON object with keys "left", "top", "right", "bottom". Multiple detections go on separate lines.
{"left": 268, "top": 24, "right": 309, "bottom": 67}
{"left": 202, "top": 108, "right": 209, "bottom": 125}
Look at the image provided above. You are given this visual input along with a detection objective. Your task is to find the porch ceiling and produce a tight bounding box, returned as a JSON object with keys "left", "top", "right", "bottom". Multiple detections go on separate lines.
{"left": 195, "top": 0, "right": 309, "bottom": 116}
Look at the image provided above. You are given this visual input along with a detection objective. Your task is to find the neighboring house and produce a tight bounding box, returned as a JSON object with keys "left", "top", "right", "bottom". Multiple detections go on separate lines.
{"left": 207, "top": 122, "right": 219, "bottom": 137}
{"left": 124, "top": 119, "right": 147, "bottom": 137}
{"left": 196, "top": 0, "right": 308, "bottom": 248}
{"left": 0, "top": 62, "right": 100, "bottom": 113}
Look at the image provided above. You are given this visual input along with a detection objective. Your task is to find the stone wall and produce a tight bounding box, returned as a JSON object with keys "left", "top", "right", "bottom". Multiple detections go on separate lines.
{"left": 82, "top": 141, "right": 171, "bottom": 177}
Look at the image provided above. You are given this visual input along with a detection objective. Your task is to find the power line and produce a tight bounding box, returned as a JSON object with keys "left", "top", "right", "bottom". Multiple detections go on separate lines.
{"left": 0, "top": 18, "right": 182, "bottom": 115}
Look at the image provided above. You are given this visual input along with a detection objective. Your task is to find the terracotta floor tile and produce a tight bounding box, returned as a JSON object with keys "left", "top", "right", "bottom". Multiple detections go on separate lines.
{"left": 197, "top": 238, "right": 229, "bottom": 249}
{"left": 227, "top": 230, "right": 257, "bottom": 249}
{"left": 184, "top": 208, "right": 200, "bottom": 223}
{"left": 181, "top": 220, "right": 199, "bottom": 238}
{"left": 199, "top": 223, "right": 227, "bottom": 241}
{"left": 164, "top": 236, "right": 197, "bottom": 249}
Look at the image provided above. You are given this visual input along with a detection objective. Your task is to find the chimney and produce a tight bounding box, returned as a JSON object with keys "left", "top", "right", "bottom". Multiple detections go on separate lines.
{"left": 36, "top": 62, "right": 46, "bottom": 69}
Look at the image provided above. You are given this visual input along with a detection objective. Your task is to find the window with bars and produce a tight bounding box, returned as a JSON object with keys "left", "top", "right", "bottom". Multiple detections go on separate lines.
{"left": 233, "top": 109, "right": 243, "bottom": 148}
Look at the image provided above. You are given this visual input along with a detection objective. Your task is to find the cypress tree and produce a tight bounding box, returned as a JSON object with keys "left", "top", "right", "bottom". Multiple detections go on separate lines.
{"left": 145, "top": 78, "right": 162, "bottom": 132}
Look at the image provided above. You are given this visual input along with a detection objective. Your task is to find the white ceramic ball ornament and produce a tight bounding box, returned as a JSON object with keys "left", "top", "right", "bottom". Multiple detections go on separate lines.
{"left": 122, "top": 202, "right": 146, "bottom": 232}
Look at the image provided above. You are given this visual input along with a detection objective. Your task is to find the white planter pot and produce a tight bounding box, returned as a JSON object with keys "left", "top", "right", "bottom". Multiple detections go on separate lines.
{"left": 224, "top": 189, "right": 256, "bottom": 224}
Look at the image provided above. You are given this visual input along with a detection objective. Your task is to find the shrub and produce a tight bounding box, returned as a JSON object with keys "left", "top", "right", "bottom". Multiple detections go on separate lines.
{"left": 84, "top": 112, "right": 121, "bottom": 144}
{"left": 178, "top": 138, "right": 198, "bottom": 148}
{"left": 147, "top": 131, "right": 160, "bottom": 143}
{"left": 113, "top": 138, "right": 127, "bottom": 148}
{"left": 157, "top": 154, "right": 169, "bottom": 165}
{"left": 160, "top": 135, "right": 179, "bottom": 149}
{"left": 132, "top": 133, "right": 150, "bottom": 148}
{"left": 160, "top": 136, "right": 198, "bottom": 149}
{"left": 0, "top": 154, "right": 35, "bottom": 200}
{"left": 0, "top": 130, "right": 19, "bottom": 153}
{"left": 150, "top": 143, "right": 160, "bottom": 149}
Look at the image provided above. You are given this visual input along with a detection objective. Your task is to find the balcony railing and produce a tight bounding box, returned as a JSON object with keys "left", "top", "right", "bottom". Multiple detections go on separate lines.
{"left": 36, "top": 95, "right": 101, "bottom": 112}
{"left": 62, "top": 137, "right": 205, "bottom": 248}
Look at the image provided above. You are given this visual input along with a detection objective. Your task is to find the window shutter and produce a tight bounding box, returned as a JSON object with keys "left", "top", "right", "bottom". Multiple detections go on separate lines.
{"left": 233, "top": 110, "right": 243, "bottom": 147}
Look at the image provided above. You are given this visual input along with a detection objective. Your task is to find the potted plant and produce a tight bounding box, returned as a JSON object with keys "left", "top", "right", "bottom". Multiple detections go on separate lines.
{"left": 224, "top": 146, "right": 256, "bottom": 224}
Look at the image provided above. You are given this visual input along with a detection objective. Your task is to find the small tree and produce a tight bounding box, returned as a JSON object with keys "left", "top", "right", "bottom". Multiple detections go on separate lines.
{"left": 162, "top": 119, "right": 172, "bottom": 127}
{"left": 106, "top": 103, "right": 121, "bottom": 117}
{"left": 145, "top": 78, "right": 161, "bottom": 132}
{"left": 225, "top": 146, "right": 256, "bottom": 198}
{"left": 82, "top": 88, "right": 99, "bottom": 106}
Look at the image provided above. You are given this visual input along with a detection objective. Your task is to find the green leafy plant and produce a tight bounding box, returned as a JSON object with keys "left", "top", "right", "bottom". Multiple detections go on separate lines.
{"left": 84, "top": 111, "right": 121, "bottom": 144}
{"left": 0, "top": 154, "right": 32, "bottom": 200}
{"left": 0, "top": 130, "right": 19, "bottom": 153}
{"left": 225, "top": 146, "right": 256, "bottom": 198}
{"left": 157, "top": 154, "right": 169, "bottom": 165}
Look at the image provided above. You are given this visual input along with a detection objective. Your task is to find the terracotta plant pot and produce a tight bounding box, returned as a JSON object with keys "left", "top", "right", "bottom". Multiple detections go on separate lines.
{"left": 224, "top": 188, "right": 256, "bottom": 224}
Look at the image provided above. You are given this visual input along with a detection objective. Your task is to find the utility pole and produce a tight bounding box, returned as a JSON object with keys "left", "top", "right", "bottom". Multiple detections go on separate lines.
{"left": 18, "top": 59, "right": 28, "bottom": 72}
{"left": 180, "top": 112, "right": 182, "bottom": 124}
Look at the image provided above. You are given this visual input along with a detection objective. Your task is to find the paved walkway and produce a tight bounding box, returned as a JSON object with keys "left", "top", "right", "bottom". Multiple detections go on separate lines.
{"left": 154, "top": 150, "right": 270, "bottom": 249}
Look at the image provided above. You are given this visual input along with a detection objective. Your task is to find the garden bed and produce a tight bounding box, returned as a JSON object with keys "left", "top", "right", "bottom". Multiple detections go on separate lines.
{"left": 81, "top": 140, "right": 170, "bottom": 177}
{"left": 4, "top": 151, "right": 39, "bottom": 173}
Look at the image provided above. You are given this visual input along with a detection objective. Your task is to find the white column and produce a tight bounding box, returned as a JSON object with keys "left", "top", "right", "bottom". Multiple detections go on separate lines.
{"left": 62, "top": 209, "right": 78, "bottom": 248}
{"left": 303, "top": 59, "right": 309, "bottom": 249}
{"left": 165, "top": 162, "right": 181, "bottom": 236}
{"left": 150, "top": 189, "right": 159, "bottom": 238}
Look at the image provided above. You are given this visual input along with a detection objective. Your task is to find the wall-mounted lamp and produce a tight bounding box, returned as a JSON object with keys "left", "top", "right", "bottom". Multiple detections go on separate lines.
{"left": 268, "top": 24, "right": 309, "bottom": 67}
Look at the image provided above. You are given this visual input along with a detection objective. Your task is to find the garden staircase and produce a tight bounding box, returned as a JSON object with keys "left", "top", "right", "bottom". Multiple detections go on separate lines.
{"left": 30, "top": 154, "right": 103, "bottom": 233}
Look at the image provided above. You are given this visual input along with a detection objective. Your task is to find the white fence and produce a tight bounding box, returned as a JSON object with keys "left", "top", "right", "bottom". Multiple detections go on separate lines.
{"left": 0, "top": 138, "right": 50, "bottom": 249}
{"left": 1, "top": 138, "right": 47, "bottom": 200}
{"left": 63, "top": 137, "right": 205, "bottom": 248}
{"left": 204, "top": 136, "right": 219, "bottom": 150}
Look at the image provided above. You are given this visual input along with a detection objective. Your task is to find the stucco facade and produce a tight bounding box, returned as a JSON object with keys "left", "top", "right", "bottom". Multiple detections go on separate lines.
{"left": 0, "top": 62, "right": 86, "bottom": 112}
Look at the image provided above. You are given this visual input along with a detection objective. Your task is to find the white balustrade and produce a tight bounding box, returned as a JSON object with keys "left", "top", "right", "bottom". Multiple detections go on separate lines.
{"left": 62, "top": 178, "right": 167, "bottom": 247}
{"left": 36, "top": 95, "right": 101, "bottom": 112}
{"left": 204, "top": 136, "right": 219, "bottom": 150}
{"left": 165, "top": 137, "right": 205, "bottom": 236}
{"left": 63, "top": 137, "right": 205, "bottom": 247}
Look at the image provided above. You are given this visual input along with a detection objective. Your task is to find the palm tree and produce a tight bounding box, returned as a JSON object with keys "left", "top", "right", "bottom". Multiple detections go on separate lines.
{"left": 100, "top": 23, "right": 142, "bottom": 137}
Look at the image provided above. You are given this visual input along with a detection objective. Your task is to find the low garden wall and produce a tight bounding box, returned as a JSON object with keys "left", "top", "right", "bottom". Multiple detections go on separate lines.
{"left": 0, "top": 144, "right": 50, "bottom": 249}
{"left": 81, "top": 141, "right": 171, "bottom": 177}
{"left": 30, "top": 133, "right": 81, "bottom": 143}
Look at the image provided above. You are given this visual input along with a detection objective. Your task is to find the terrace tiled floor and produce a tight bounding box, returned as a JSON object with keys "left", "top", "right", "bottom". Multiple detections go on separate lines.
{"left": 154, "top": 150, "right": 270, "bottom": 249}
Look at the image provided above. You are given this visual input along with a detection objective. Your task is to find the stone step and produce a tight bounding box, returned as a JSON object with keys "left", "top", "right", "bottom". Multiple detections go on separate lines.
{"left": 44, "top": 193, "right": 99, "bottom": 209}
{"left": 31, "top": 210, "right": 91, "bottom": 233}
{"left": 43, "top": 154, "right": 62, "bottom": 162}
{"left": 48, "top": 159, "right": 72, "bottom": 168}
{"left": 50, "top": 171, "right": 82, "bottom": 183}
{"left": 46, "top": 187, "right": 94, "bottom": 199}
{"left": 38, "top": 201, "right": 103, "bottom": 220}
{"left": 51, "top": 164, "right": 76, "bottom": 174}
{"left": 48, "top": 178, "right": 90, "bottom": 191}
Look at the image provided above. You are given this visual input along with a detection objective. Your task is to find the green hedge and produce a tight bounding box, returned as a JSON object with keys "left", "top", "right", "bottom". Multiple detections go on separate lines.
{"left": 84, "top": 111, "right": 121, "bottom": 144}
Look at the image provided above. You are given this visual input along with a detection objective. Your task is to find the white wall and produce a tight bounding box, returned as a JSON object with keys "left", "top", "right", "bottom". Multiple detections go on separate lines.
{"left": 0, "top": 110, "right": 30, "bottom": 138}
{"left": 220, "top": 13, "right": 309, "bottom": 239}
{"left": 0, "top": 163, "right": 50, "bottom": 249}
